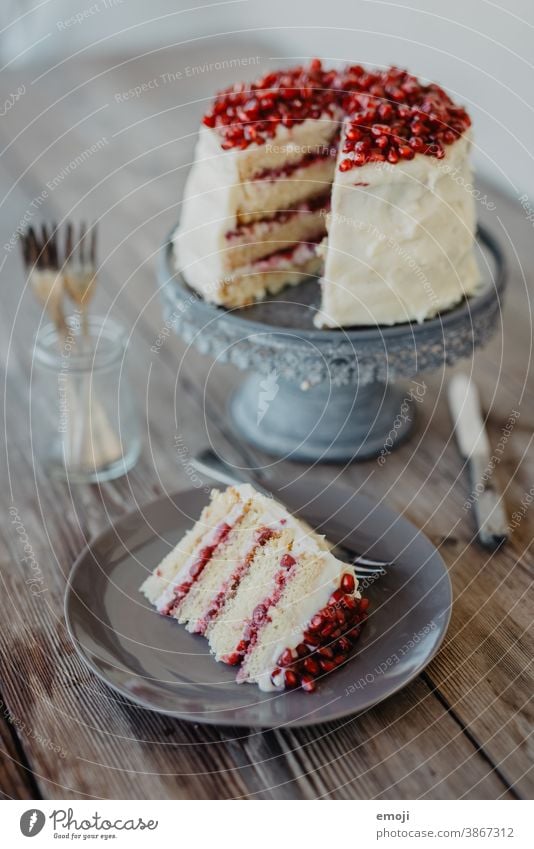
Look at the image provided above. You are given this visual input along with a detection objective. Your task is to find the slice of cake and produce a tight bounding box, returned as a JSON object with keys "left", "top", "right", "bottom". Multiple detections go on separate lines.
{"left": 141, "top": 484, "right": 368, "bottom": 693}
{"left": 173, "top": 60, "right": 479, "bottom": 325}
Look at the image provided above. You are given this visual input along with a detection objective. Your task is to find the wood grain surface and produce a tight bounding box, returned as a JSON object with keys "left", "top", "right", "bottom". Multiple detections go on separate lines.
{"left": 0, "top": 44, "right": 532, "bottom": 800}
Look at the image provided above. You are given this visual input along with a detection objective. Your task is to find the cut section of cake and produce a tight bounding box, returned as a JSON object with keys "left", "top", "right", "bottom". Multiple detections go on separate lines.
{"left": 173, "top": 60, "right": 342, "bottom": 308}
{"left": 141, "top": 484, "right": 368, "bottom": 693}
{"left": 173, "top": 60, "right": 479, "bottom": 325}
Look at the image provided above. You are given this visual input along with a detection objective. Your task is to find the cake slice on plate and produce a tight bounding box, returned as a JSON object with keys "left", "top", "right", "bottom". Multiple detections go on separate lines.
{"left": 141, "top": 484, "right": 368, "bottom": 693}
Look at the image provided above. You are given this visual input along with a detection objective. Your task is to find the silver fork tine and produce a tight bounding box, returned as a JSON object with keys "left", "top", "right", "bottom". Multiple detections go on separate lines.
{"left": 79, "top": 221, "right": 86, "bottom": 265}
{"left": 20, "top": 230, "right": 30, "bottom": 267}
{"left": 90, "top": 223, "right": 97, "bottom": 267}
{"left": 49, "top": 222, "right": 59, "bottom": 269}
{"left": 65, "top": 221, "right": 73, "bottom": 265}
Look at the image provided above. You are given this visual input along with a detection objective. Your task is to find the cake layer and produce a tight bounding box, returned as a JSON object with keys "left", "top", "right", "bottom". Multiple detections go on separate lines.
{"left": 237, "top": 156, "right": 335, "bottom": 224}
{"left": 140, "top": 486, "right": 245, "bottom": 606}
{"left": 207, "top": 528, "right": 297, "bottom": 663}
{"left": 141, "top": 486, "right": 256, "bottom": 614}
{"left": 224, "top": 197, "right": 329, "bottom": 269}
{"left": 214, "top": 241, "right": 322, "bottom": 308}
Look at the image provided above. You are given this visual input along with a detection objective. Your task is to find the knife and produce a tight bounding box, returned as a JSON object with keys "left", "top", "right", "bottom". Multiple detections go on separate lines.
{"left": 448, "top": 373, "right": 508, "bottom": 549}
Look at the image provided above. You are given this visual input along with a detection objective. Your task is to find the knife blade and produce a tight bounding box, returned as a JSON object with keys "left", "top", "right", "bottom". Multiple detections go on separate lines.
{"left": 448, "top": 373, "right": 508, "bottom": 549}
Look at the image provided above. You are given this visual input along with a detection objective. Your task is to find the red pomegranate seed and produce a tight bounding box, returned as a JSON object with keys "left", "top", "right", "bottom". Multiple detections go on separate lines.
{"left": 341, "top": 573, "right": 356, "bottom": 594}
{"left": 343, "top": 594, "right": 358, "bottom": 611}
{"left": 278, "top": 648, "right": 294, "bottom": 667}
{"left": 339, "top": 158, "right": 353, "bottom": 172}
{"left": 318, "top": 646, "right": 334, "bottom": 660}
{"left": 284, "top": 669, "right": 299, "bottom": 688}
{"left": 310, "top": 614, "right": 324, "bottom": 632}
{"left": 225, "top": 652, "right": 240, "bottom": 666}
{"left": 304, "top": 657, "right": 320, "bottom": 675}
{"left": 321, "top": 623, "right": 335, "bottom": 639}
{"left": 301, "top": 674, "right": 316, "bottom": 693}
{"left": 359, "top": 597, "right": 370, "bottom": 612}
{"left": 319, "top": 659, "right": 335, "bottom": 673}
{"left": 295, "top": 643, "right": 308, "bottom": 658}
{"left": 346, "top": 126, "right": 362, "bottom": 141}
{"left": 330, "top": 588, "right": 345, "bottom": 605}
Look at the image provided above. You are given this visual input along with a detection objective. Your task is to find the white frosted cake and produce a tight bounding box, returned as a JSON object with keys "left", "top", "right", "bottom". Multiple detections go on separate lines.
{"left": 174, "top": 61, "right": 479, "bottom": 327}
{"left": 141, "top": 484, "right": 368, "bottom": 693}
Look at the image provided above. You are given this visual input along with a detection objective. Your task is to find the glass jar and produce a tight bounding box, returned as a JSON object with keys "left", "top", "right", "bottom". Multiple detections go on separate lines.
{"left": 33, "top": 315, "right": 140, "bottom": 483}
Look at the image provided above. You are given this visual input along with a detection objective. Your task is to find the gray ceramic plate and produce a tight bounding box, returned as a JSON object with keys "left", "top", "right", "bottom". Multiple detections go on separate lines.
{"left": 65, "top": 481, "right": 452, "bottom": 727}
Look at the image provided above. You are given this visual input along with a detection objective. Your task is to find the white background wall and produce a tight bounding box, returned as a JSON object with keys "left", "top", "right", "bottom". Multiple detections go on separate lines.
{"left": 3, "top": 0, "right": 533, "bottom": 199}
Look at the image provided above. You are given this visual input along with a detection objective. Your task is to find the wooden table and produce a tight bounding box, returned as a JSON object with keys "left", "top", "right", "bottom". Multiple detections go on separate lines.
{"left": 1, "top": 43, "right": 533, "bottom": 800}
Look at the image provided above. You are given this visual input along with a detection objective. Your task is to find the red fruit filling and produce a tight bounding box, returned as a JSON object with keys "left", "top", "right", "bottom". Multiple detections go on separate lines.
{"left": 252, "top": 148, "right": 337, "bottom": 182}
{"left": 194, "top": 528, "right": 277, "bottom": 635}
{"left": 225, "top": 192, "right": 331, "bottom": 241}
{"left": 224, "top": 550, "right": 299, "bottom": 668}
{"left": 161, "top": 521, "right": 232, "bottom": 617}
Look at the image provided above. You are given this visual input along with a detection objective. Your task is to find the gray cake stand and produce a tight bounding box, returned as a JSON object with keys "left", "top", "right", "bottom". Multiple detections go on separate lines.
{"left": 159, "top": 226, "right": 506, "bottom": 463}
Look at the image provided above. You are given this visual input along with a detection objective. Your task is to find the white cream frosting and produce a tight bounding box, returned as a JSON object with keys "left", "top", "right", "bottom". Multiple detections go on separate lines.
{"left": 315, "top": 129, "right": 480, "bottom": 327}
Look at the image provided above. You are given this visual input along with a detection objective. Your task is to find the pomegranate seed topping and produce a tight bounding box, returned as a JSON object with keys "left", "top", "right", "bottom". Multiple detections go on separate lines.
{"left": 346, "top": 126, "right": 362, "bottom": 141}
{"left": 359, "top": 597, "right": 370, "bottom": 612}
{"left": 318, "top": 646, "right": 334, "bottom": 660}
{"left": 341, "top": 573, "right": 356, "bottom": 594}
{"left": 301, "top": 674, "right": 316, "bottom": 693}
{"left": 225, "top": 652, "right": 241, "bottom": 666}
{"left": 329, "top": 588, "right": 345, "bottom": 605}
{"left": 278, "top": 648, "right": 294, "bottom": 667}
{"left": 304, "top": 657, "right": 320, "bottom": 675}
{"left": 202, "top": 62, "right": 469, "bottom": 159}
{"left": 295, "top": 643, "right": 308, "bottom": 658}
{"left": 284, "top": 669, "right": 299, "bottom": 688}
{"left": 398, "top": 144, "right": 414, "bottom": 160}
{"left": 319, "top": 659, "right": 335, "bottom": 673}
{"left": 321, "top": 623, "right": 335, "bottom": 639}
{"left": 343, "top": 594, "right": 358, "bottom": 610}
{"left": 310, "top": 614, "right": 324, "bottom": 632}
{"left": 339, "top": 158, "right": 353, "bottom": 172}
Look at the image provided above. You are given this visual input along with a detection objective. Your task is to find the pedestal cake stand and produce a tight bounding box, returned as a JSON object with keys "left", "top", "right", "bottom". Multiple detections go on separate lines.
{"left": 159, "top": 226, "right": 506, "bottom": 463}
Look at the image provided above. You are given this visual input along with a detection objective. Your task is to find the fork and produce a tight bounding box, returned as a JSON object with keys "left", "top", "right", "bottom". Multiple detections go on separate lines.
{"left": 21, "top": 220, "right": 121, "bottom": 473}
{"left": 63, "top": 221, "right": 98, "bottom": 339}
{"left": 190, "top": 448, "right": 393, "bottom": 576}
{"left": 21, "top": 223, "right": 67, "bottom": 336}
